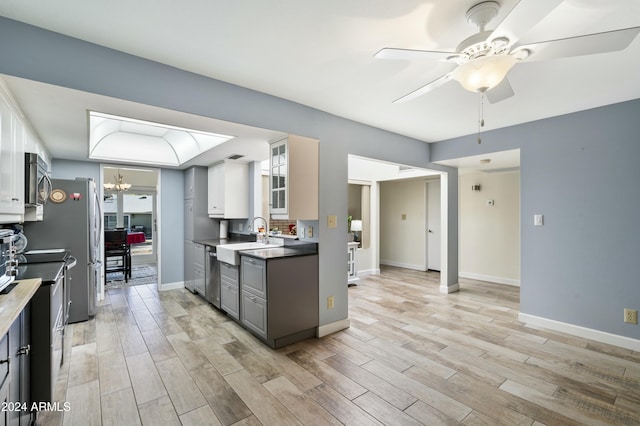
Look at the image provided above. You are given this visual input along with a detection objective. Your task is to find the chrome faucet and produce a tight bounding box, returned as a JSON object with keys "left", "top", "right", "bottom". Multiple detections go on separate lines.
{"left": 249, "top": 216, "right": 268, "bottom": 234}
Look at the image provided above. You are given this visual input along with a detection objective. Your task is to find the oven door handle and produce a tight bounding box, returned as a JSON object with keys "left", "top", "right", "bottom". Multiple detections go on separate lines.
{"left": 66, "top": 256, "right": 78, "bottom": 269}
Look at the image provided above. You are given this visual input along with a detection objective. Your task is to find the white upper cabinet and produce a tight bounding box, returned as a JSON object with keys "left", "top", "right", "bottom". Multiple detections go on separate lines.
{"left": 269, "top": 135, "right": 318, "bottom": 220}
{"left": 0, "top": 92, "right": 25, "bottom": 222}
{"left": 208, "top": 161, "right": 249, "bottom": 219}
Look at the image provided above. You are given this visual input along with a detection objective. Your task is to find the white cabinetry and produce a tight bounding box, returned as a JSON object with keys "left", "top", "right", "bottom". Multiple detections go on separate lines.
{"left": 269, "top": 135, "right": 318, "bottom": 220}
{"left": 0, "top": 92, "right": 25, "bottom": 222}
{"left": 207, "top": 161, "right": 249, "bottom": 218}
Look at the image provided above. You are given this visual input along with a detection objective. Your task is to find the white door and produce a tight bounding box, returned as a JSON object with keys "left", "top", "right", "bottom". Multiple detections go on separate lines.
{"left": 427, "top": 180, "right": 441, "bottom": 271}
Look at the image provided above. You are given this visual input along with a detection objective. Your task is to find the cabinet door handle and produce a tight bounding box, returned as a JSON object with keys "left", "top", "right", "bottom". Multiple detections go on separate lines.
{"left": 249, "top": 296, "right": 256, "bottom": 302}
{"left": 17, "top": 345, "right": 30, "bottom": 356}
{"left": 11, "top": 198, "right": 19, "bottom": 202}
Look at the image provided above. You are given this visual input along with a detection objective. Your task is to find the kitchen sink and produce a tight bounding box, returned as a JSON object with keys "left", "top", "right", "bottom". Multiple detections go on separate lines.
{"left": 216, "top": 242, "right": 280, "bottom": 265}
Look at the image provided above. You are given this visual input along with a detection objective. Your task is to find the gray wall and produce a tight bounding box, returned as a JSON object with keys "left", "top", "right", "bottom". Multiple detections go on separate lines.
{"left": 1, "top": 17, "right": 443, "bottom": 327}
{"left": 159, "top": 169, "right": 184, "bottom": 285}
{"left": 52, "top": 159, "right": 100, "bottom": 181}
{"left": 431, "top": 99, "right": 640, "bottom": 340}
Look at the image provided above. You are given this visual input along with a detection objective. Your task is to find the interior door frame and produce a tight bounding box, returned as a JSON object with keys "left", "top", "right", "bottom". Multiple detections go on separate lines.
{"left": 100, "top": 164, "right": 160, "bottom": 296}
{"left": 128, "top": 189, "right": 157, "bottom": 266}
{"left": 426, "top": 178, "right": 442, "bottom": 271}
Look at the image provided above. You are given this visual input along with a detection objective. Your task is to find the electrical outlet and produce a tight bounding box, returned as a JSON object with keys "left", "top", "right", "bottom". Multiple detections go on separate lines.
{"left": 327, "top": 296, "right": 334, "bottom": 309}
{"left": 327, "top": 215, "right": 337, "bottom": 229}
{"left": 624, "top": 308, "right": 638, "bottom": 324}
{"left": 307, "top": 226, "right": 313, "bottom": 238}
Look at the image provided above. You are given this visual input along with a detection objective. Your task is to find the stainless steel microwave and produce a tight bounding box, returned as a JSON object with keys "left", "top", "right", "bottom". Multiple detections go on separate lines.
{"left": 24, "top": 152, "right": 52, "bottom": 206}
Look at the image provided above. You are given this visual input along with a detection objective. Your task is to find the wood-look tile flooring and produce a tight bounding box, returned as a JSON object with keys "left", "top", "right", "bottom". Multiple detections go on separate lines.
{"left": 38, "top": 266, "right": 640, "bottom": 425}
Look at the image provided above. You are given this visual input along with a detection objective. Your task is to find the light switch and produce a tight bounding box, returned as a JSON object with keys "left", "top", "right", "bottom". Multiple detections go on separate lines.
{"left": 534, "top": 214, "right": 544, "bottom": 226}
{"left": 327, "top": 215, "right": 337, "bottom": 229}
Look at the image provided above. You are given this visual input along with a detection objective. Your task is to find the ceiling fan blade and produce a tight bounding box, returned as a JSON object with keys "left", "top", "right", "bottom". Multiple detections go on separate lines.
{"left": 489, "top": 0, "right": 563, "bottom": 45}
{"left": 517, "top": 26, "right": 640, "bottom": 62}
{"left": 374, "top": 47, "right": 454, "bottom": 61}
{"left": 485, "top": 77, "right": 515, "bottom": 103}
{"left": 393, "top": 72, "right": 453, "bottom": 103}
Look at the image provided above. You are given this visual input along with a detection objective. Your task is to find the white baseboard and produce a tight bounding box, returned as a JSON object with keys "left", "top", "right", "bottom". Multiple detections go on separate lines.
{"left": 460, "top": 272, "right": 520, "bottom": 287}
{"left": 380, "top": 260, "right": 425, "bottom": 271}
{"left": 440, "top": 283, "right": 460, "bottom": 294}
{"left": 356, "top": 268, "right": 380, "bottom": 277}
{"left": 317, "top": 318, "right": 350, "bottom": 338}
{"left": 160, "top": 281, "right": 184, "bottom": 291}
{"left": 519, "top": 313, "right": 640, "bottom": 351}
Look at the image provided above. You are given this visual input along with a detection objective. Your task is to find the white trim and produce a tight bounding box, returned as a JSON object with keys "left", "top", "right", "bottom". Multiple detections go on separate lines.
{"left": 460, "top": 272, "right": 520, "bottom": 287}
{"left": 380, "top": 259, "right": 425, "bottom": 271}
{"left": 160, "top": 281, "right": 184, "bottom": 292}
{"left": 519, "top": 313, "right": 640, "bottom": 351}
{"left": 356, "top": 268, "right": 380, "bottom": 277}
{"left": 317, "top": 318, "right": 351, "bottom": 338}
{"left": 156, "top": 169, "right": 162, "bottom": 291}
{"left": 439, "top": 283, "right": 460, "bottom": 294}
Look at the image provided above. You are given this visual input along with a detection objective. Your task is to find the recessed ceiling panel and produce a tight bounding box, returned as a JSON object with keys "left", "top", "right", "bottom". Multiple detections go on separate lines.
{"left": 89, "top": 111, "right": 235, "bottom": 166}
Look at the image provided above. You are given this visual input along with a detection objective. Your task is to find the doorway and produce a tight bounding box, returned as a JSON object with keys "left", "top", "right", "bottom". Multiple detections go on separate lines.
{"left": 426, "top": 179, "right": 441, "bottom": 271}
{"left": 102, "top": 166, "right": 159, "bottom": 289}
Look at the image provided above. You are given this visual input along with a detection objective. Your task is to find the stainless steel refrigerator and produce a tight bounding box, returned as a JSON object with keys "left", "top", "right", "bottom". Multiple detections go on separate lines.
{"left": 24, "top": 178, "right": 102, "bottom": 323}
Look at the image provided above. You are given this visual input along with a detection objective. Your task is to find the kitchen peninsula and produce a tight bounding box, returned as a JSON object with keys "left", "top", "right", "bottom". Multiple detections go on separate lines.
{"left": 195, "top": 236, "right": 319, "bottom": 349}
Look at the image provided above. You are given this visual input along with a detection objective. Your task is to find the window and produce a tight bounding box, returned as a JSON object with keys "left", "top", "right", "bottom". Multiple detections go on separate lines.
{"left": 104, "top": 214, "right": 130, "bottom": 230}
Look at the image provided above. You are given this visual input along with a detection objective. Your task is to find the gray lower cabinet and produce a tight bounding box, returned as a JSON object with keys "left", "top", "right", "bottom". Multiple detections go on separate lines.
{"left": 239, "top": 254, "right": 319, "bottom": 348}
{"left": 220, "top": 262, "right": 239, "bottom": 320}
{"left": 184, "top": 241, "right": 195, "bottom": 292}
{"left": 0, "top": 329, "right": 9, "bottom": 426}
{"left": 193, "top": 243, "right": 205, "bottom": 296}
{"left": 1, "top": 305, "right": 32, "bottom": 426}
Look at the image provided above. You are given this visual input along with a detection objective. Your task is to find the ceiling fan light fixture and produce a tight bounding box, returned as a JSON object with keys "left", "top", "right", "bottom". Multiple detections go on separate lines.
{"left": 452, "top": 54, "right": 517, "bottom": 93}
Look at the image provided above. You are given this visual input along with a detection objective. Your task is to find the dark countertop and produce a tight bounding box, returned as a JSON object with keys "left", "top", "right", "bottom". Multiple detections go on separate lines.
{"left": 21, "top": 249, "right": 71, "bottom": 264}
{"left": 239, "top": 247, "right": 317, "bottom": 261}
{"left": 16, "top": 261, "right": 65, "bottom": 285}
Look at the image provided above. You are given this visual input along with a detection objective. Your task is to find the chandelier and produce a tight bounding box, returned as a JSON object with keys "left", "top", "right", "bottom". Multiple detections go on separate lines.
{"left": 103, "top": 171, "right": 131, "bottom": 192}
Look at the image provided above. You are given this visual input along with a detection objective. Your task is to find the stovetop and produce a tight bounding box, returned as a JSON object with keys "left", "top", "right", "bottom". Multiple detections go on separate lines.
{"left": 21, "top": 249, "right": 70, "bottom": 264}
{"left": 16, "top": 261, "right": 65, "bottom": 284}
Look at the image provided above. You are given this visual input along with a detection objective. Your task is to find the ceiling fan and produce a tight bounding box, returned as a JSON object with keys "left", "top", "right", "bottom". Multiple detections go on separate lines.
{"left": 375, "top": 0, "right": 640, "bottom": 103}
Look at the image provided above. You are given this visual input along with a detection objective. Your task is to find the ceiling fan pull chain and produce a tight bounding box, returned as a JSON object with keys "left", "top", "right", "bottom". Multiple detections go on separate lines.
{"left": 477, "top": 92, "right": 485, "bottom": 144}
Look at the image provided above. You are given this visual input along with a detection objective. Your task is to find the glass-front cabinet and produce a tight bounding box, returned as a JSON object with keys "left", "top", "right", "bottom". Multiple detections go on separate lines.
{"left": 268, "top": 135, "right": 319, "bottom": 221}
{"left": 270, "top": 139, "right": 287, "bottom": 215}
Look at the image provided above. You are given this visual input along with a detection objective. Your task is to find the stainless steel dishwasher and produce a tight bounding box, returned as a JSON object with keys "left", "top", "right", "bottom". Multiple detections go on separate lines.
{"left": 205, "top": 245, "right": 221, "bottom": 308}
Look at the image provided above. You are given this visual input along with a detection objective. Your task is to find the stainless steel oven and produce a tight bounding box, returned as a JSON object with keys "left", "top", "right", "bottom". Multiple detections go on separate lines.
{"left": 0, "top": 230, "right": 17, "bottom": 292}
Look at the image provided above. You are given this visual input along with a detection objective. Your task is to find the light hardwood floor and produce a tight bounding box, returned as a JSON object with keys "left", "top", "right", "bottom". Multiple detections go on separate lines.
{"left": 37, "top": 266, "right": 640, "bottom": 425}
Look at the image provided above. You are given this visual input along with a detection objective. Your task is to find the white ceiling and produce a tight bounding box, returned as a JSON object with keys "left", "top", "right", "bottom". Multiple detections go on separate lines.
{"left": 2, "top": 0, "right": 640, "bottom": 171}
